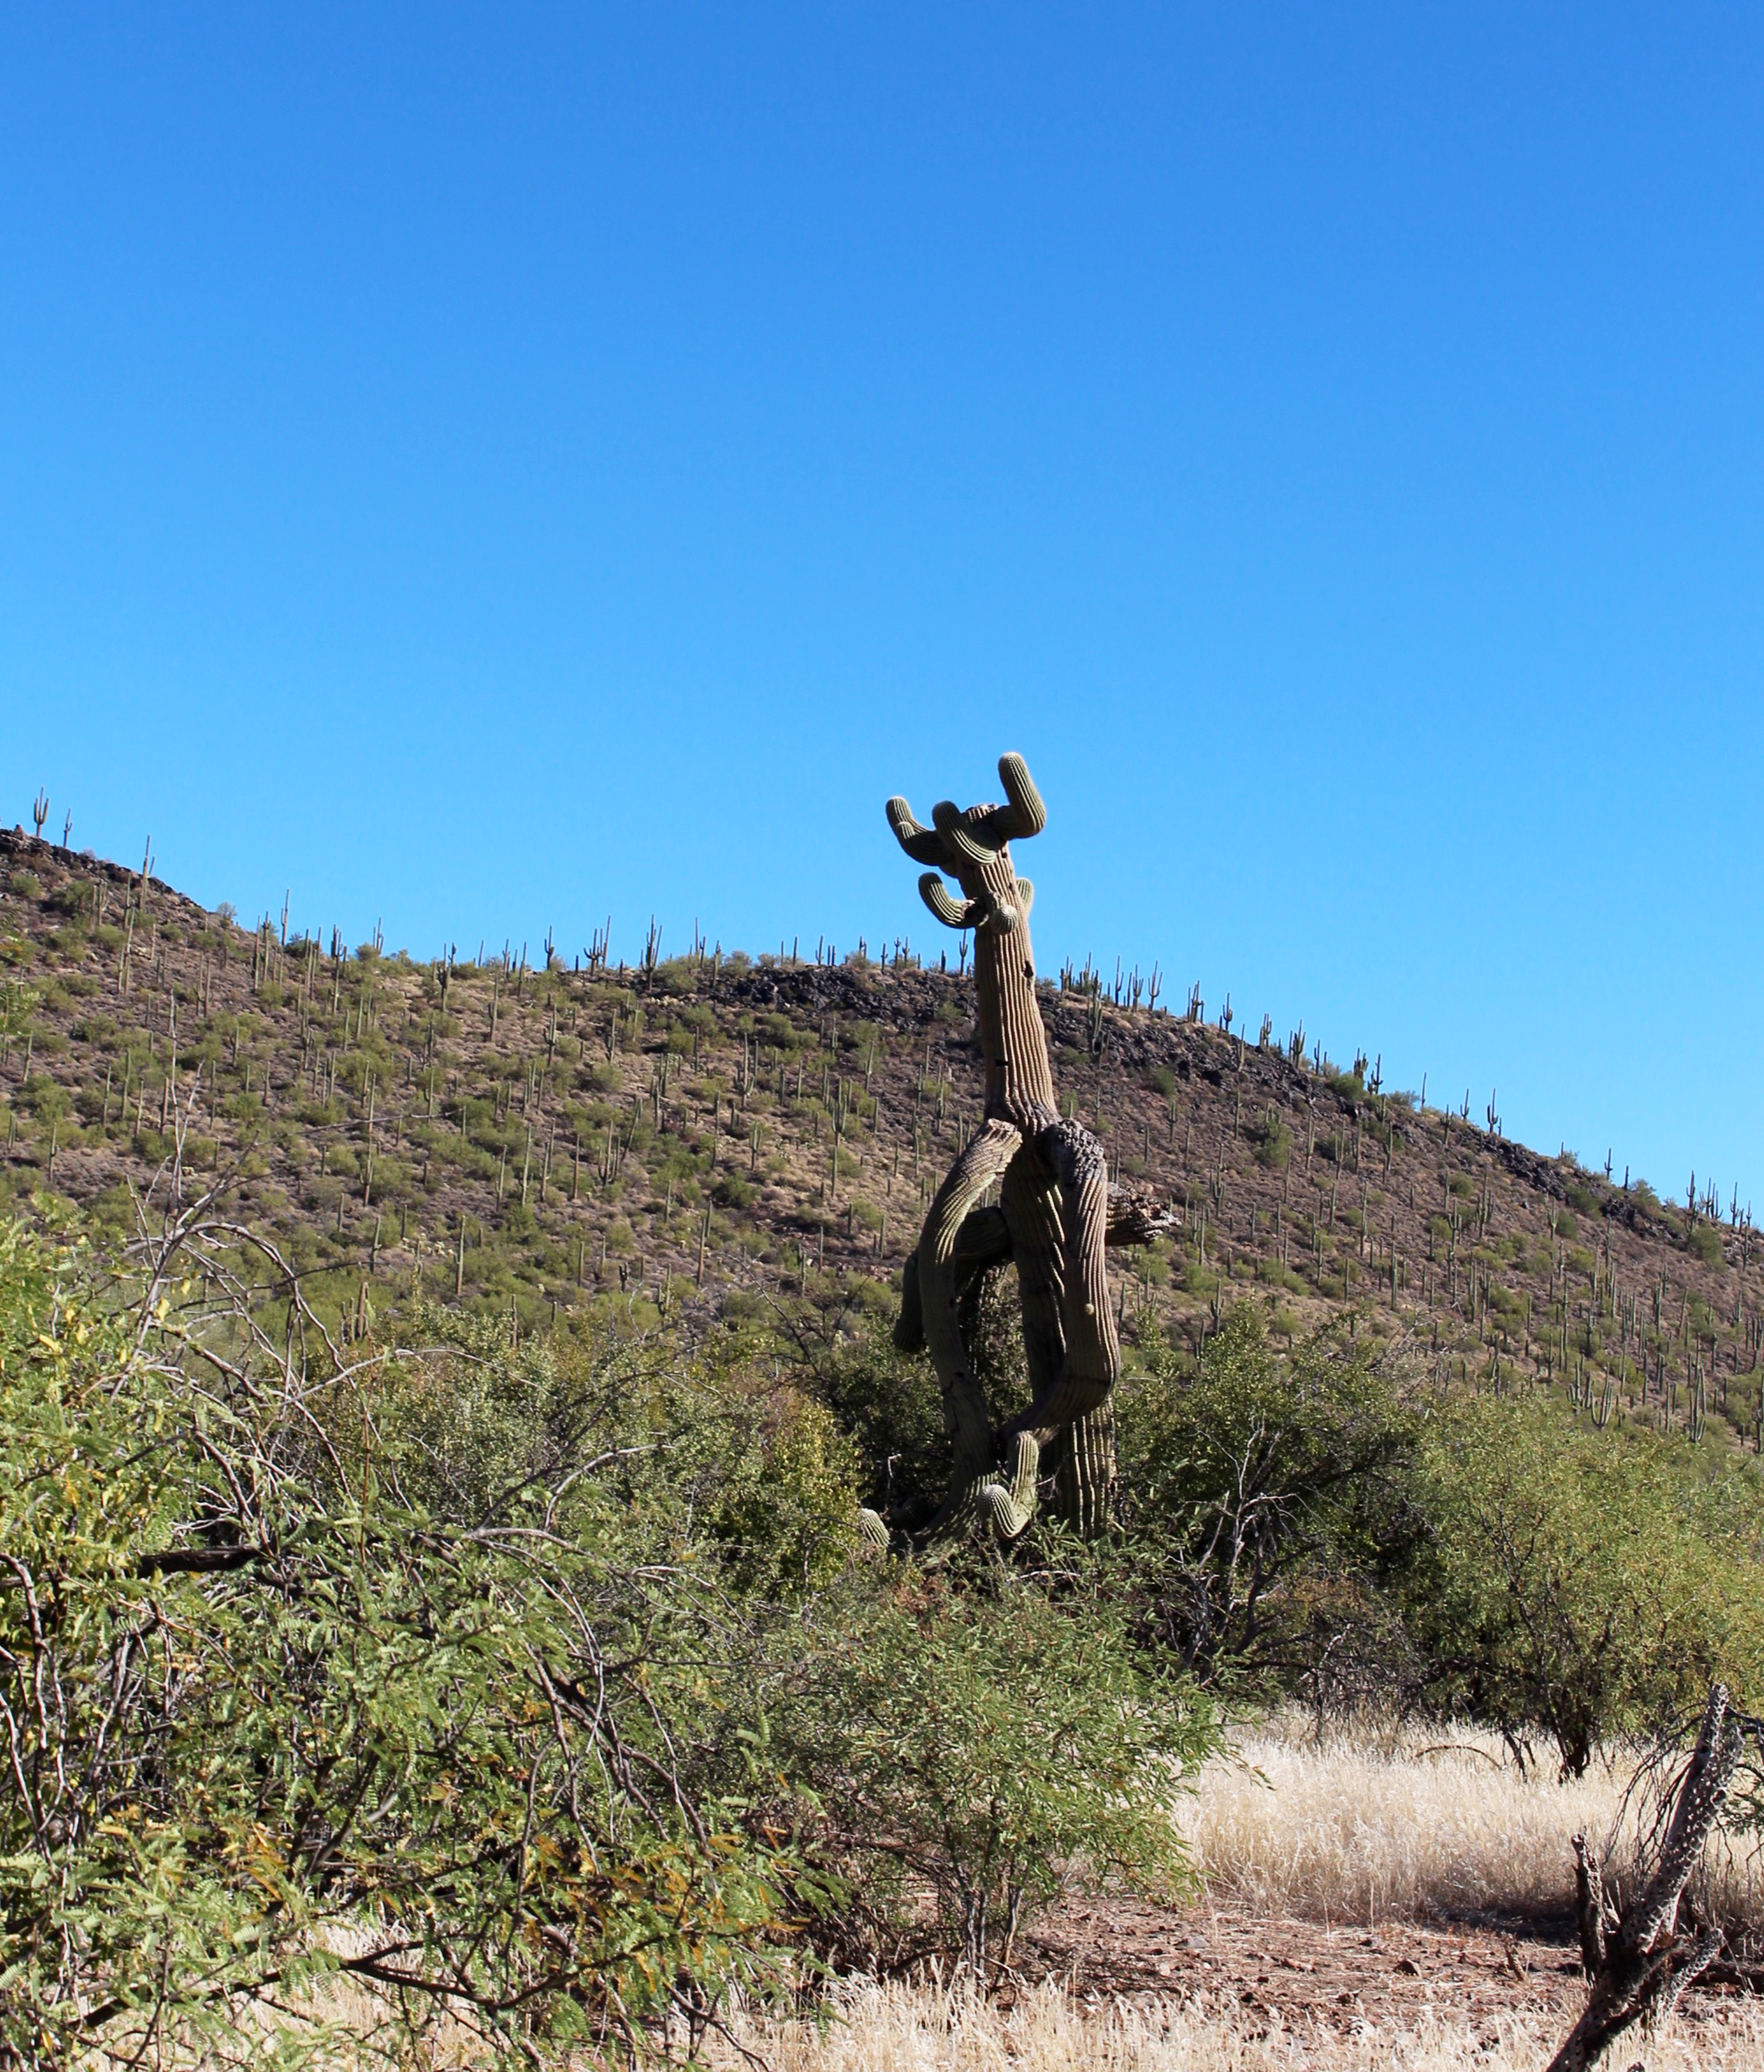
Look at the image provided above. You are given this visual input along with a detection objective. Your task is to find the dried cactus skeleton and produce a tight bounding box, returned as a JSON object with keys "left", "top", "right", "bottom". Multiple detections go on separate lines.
{"left": 881, "top": 753, "right": 1123, "bottom": 1541}
{"left": 1549, "top": 1682, "right": 1746, "bottom": 2072}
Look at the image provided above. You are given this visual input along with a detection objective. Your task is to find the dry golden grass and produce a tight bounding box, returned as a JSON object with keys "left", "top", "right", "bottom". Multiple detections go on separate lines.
{"left": 1185, "top": 1716, "right": 1626, "bottom": 1923}
{"left": 721, "top": 1976, "right": 1764, "bottom": 2072}
{"left": 1185, "top": 1712, "right": 1764, "bottom": 1929}
{"left": 711, "top": 1715, "right": 1764, "bottom": 2072}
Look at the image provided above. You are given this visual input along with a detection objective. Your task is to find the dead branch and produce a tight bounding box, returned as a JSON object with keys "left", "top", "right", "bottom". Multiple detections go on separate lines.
{"left": 1548, "top": 1683, "right": 1744, "bottom": 2072}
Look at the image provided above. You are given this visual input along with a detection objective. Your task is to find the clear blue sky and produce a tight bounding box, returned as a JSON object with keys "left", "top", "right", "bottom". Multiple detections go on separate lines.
{"left": 5, "top": 5, "right": 1763, "bottom": 1209}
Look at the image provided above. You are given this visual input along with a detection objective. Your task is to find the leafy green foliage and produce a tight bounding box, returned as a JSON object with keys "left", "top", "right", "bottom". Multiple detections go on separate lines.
{"left": 1114, "top": 1308, "right": 1421, "bottom": 1691}
{"left": 1090, "top": 1303, "right": 1764, "bottom": 1770}
{"left": 0, "top": 1204, "right": 1227, "bottom": 2053}
{"left": 765, "top": 1573, "right": 1218, "bottom": 1978}
{"left": 0, "top": 1221, "right": 823, "bottom": 2066}
{"left": 1403, "top": 1397, "right": 1764, "bottom": 1775}
{"left": 1690, "top": 1221, "right": 1726, "bottom": 1267}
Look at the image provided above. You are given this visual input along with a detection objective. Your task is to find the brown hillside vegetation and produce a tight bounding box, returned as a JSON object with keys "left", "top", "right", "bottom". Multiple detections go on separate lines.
{"left": 0, "top": 822, "right": 1757, "bottom": 1447}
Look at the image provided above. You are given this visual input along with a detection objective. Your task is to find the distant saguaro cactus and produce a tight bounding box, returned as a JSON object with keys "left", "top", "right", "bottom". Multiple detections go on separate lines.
{"left": 884, "top": 753, "right": 1122, "bottom": 1541}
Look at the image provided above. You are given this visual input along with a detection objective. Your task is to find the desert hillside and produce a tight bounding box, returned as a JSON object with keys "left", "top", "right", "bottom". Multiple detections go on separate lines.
{"left": 0, "top": 822, "right": 1754, "bottom": 1444}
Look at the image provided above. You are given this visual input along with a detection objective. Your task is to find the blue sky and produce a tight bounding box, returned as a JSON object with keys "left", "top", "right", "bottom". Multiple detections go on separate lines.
{"left": 4, "top": 5, "right": 1763, "bottom": 1208}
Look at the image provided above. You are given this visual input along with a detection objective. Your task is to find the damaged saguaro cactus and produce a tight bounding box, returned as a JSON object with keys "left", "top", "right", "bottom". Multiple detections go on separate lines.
{"left": 886, "top": 753, "right": 1123, "bottom": 1541}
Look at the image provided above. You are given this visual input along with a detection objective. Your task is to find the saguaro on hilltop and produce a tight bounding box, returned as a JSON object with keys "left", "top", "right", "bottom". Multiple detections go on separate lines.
{"left": 884, "top": 753, "right": 1122, "bottom": 1539}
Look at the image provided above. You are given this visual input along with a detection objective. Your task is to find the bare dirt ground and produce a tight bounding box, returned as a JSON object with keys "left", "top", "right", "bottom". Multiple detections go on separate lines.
{"left": 1030, "top": 1896, "right": 1591, "bottom": 2038}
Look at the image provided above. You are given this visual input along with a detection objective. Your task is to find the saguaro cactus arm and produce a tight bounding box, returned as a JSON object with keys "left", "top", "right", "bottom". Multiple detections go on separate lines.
{"left": 885, "top": 797, "right": 954, "bottom": 868}
{"left": 995, "top": 751, "right": 1047, "bottom": 838}
{"left": 931, "top": 798, "right": 996, "bottom": 872}
{"left": 892, "top": 1187, "right": 1174, "bottom": 1358}
{"left": 919, "top": 875, "right": 981, "bottom": 930}
{"left": 1002, "top": 1143, "right": 1067, "bottom": 1416}
{"left": 916, "top": 1118, "right": 1022, "bottom": 1473}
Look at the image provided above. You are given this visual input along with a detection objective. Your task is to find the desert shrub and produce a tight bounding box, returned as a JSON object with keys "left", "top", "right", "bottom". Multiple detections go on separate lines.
{"left": 1249, "top": 1112, "right": 1291, "bottom": 1169}
{"left": 0, "top": 1222, "right": 824, "bottom": 2067}
{"left": 758, "top": 1011, "right": 804, "bottom": 1051}
{"left": 768, "top": 1573, "right": 1218, "bottom": 1978}
{"left": 1690, "top": 1221, "right": 1726, "bottom": 1267}
{"left": 18, "top": 1076, "right": 70, "bottom": 1123}
{"left": 1113, "top": 1308, "right": 1422, "bottom": 1686}
{"left": 1401, "top": 1398, "right": 1764, "bottom": 1776}
{"left": 1110, "top": 1316, "right": 1764, "bottom": 1758}
{"left": 1566, "top": 1181, "right": 1601, "bottom": 1216}
{"left": 709, "top": 1394, "right": 863, "bottom": 1594}
{"left": 793, "top": 1316, "right": 950, "bottom": 1521}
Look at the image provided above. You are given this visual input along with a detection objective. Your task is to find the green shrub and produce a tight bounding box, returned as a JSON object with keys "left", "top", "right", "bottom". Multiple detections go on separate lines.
{"left": 771, "top": 1576, "right": 1218, "bottom": 1977}
{"left": 758, "top": 1011, "right": 804, "bottom": 1051}
{"left": 1690, "top": 1221, "right": 1725, "bottom": 1268}
{"left": 1115, "top": 1308, "right": 1420, "bottom": 1684}
{"left": 1249, "top": 1113, "right": 1291, "bottom": 1169}
{"left": 0, "top": 1225, "right": 823, "bottom": 2065}
{"left": 1402, "top": 1398, "right": 1764, "bottom": 1776}
{"left": 709, "top": 1393, "right": 862, "bottom": 1595}
{"left": 806, "top": 1321, "right": 950, "bottom": 1520}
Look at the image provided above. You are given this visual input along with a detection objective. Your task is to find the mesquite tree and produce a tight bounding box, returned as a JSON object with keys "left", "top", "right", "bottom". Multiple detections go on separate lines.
{"left": 885, "top": 753, "right": 1121, "bottom": 1540}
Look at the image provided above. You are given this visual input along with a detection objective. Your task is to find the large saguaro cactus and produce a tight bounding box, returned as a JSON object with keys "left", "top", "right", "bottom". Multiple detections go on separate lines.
{"left": 886, "top": 754, "right": 1121, "bottom": 1539}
